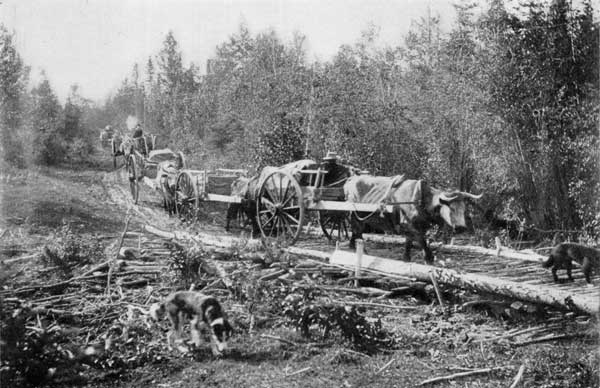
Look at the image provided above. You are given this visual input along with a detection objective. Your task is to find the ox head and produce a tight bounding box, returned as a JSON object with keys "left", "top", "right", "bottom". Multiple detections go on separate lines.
{"left": 433, "top": 190, "right": 483, "bottom": 232}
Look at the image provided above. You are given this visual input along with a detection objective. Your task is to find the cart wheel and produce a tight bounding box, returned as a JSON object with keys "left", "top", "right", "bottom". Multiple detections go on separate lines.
{"left": 256, "top": 170, "right": 304, "bottom": 246}
{"left": 127, "top": 155, "right": 139, "bottom": 204}
{"left": 318, "top": 211, "right": 351, "bottom": 242}
{"left": 175, "top": 171, "right": 199, "bottom": 223}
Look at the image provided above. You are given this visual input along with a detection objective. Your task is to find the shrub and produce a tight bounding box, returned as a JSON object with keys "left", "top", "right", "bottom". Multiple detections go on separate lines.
{"left": 166, "top": 241, "right": 206, "bottom": 288}
{"left": 41, "top": 224, "right": 104, "bottom": 278}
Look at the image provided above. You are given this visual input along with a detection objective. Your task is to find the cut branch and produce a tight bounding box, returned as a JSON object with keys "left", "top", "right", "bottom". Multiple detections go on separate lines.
{"left": 418, "top": 366, "right": 509, "bottom": 386}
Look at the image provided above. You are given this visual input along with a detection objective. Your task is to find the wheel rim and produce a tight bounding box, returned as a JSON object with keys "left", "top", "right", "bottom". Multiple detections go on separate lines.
{"left": 175, "top": 172, "right": 199, "bottom": 223}
{"left": 319, "top": 211, "right": 350, "bottom": 242}
{"left": 256, "top": 171, "right": 304, "bottom": 245}
{"left": 127, "top": 155, "right": 139, "bottom": 204}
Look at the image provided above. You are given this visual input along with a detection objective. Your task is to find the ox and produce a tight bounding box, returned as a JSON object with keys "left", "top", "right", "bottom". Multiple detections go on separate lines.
{"left": 153, "top": 152, "right": 184, "bottom": 215}
{"left": 225, "top": 175, "right": 261, "bottom": 234}
{"left": 160, "top": 175, "right": 176, "bottom": 215}
{"left": 344, "top": 175, "right": 482, "bottom": 264}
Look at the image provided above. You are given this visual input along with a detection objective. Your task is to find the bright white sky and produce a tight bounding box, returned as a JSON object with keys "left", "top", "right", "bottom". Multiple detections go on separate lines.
{"left": 1, "top": 0, "right": 460, "bottom": 103}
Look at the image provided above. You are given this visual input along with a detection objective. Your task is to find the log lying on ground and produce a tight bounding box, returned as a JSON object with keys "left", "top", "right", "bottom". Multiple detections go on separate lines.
{"left": 144, "top": 224, "right": 263, "bottom": 250}
{"left": 329, "top": 250, "right": 598, "bottom": 315}
{"left": 433, "top": 243, "right": 546, "bottom": 263}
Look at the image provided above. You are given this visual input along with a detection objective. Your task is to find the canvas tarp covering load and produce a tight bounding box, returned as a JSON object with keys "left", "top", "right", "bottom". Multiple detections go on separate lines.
{"left": 343, "top": 175, "right": 422, "bottom": 224}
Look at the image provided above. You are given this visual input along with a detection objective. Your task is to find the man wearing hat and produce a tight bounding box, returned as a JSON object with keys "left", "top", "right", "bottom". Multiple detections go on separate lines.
{"left": 321, "top": 151, "right": 346, "bottom": 187}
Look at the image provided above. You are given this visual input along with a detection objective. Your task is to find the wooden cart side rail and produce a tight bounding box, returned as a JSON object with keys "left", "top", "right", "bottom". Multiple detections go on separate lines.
{"left": 204, "top": 193, "right": 243, "bottom": 204}
{"left": 306, "top": 199, "right": 417, "bottom": 214}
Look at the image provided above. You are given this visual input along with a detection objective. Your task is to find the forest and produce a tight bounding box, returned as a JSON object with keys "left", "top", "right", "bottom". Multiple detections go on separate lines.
{"left": 1, "top": 0, "right": 598, "bottom": 238}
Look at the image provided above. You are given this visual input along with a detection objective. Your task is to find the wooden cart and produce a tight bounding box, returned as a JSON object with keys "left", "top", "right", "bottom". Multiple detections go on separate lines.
{"left": 252, "top": 162, "right": 397, "bottom": 245}
{"left": 174, "top": 168, "right": 247, "bottom": 225}
{"left": 170, "top": 159, "right": 393, "bottom": 246}
{"left": 127, "top": 147, "right": 183, "bottom": 205}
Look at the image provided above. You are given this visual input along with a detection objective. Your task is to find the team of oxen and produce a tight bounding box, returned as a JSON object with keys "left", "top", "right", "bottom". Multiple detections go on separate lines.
{"left": 220, "top": 158, "right": 482, "bottom": 264}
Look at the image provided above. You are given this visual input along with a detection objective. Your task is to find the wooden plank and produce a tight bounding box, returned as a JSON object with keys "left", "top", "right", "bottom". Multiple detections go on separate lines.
{"left": 204, "top": 194, "right": 242, "bottom": 203}
{"left": 329, "top": 250, "right": 598, "bottom": 314}
{"left": 307, "top": 200, "right": 395, "bottom": 213}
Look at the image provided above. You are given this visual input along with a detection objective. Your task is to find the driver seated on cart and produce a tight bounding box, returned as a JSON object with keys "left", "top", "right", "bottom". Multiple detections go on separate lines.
{"left": 321, "top": 151, "right": 347, "bottom": 187}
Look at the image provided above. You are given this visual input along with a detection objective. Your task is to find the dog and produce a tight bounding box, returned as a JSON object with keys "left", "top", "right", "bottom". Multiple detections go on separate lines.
{"left": 542, "top": 242, "right": 600, "bottom": 284}
{"left": 149, "top": 291, "right": 233, "bottom": 355}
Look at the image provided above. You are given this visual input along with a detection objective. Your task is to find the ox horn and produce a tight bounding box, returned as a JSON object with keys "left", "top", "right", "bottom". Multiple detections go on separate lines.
{"left": 439, "top": 193, "right": 459, "bottom": 202}
{"left": 460, "top": 192, "right": 483, "bottom": 200}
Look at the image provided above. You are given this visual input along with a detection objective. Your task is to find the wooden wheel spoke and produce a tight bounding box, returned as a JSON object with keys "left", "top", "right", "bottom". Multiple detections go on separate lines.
{"left": 281, "top": 181, "right": 291, "bottom": 205}
{"left": 261, "top": 212, "right": 277, "bottom": 229}
{"left": 283, "top": 212, "right": 300, "bottom": 226}
{"left": 267, "top": 176, "right": 280, "bottom": 203}
{"left": 261, "top": 197, "right": 276, "bottom": 210}
{"left": 278, "top": 174, "right": 284, "bottom": 201}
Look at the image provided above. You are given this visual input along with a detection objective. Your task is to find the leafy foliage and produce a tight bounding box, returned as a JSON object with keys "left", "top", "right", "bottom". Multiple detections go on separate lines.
{"left": 41, "top": 224, "right": 104, "bottom": 278}
{"left": 29, "top": 75, "right": 65, "bottom": 165}
{"left": 230, "top": 275, "right": 393, "bottom": 353}
{"left": 0, "top": 25, "right": 29, "bottom": 166}
{"left": 166, "top": 241, "right": 206, "bottom": 288}
{"left": 281, "top": 291, "right": 393, "bottom": 353}
{"left": 0, "top": 303, "right": 80, "bottom": 388}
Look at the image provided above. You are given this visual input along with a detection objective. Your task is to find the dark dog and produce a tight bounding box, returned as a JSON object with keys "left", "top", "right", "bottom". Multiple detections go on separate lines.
{"left": 150, "top": 291, "right": 233, "bottom": 355}
{"left": 542, "top": 243, "right": 600, "bottom": 284}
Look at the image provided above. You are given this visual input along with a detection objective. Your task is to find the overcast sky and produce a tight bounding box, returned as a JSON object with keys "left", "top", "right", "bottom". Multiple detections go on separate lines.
{"left": 1, "top": 0, "right": 475, "bottom": 103}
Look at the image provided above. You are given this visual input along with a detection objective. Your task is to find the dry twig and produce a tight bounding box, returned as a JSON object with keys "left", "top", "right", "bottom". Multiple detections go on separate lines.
{"left": 376, "top": 358, "right": 395, "bottom": 374}
{"left": 106, "top": 214, "right": 132, "bottom": 295}
{"left": 418, "top": 366, "right": 510, "bottom": 386}
{"left": 509, "top": 364, "right": 526, "bottom": 388}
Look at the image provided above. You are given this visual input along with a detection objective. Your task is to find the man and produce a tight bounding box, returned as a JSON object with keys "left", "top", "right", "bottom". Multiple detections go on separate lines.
{"left": 132, "top": 123, "right": 143, "bottom": 138}
{"left": 321, "top": 151, "right": 347, "bottom": 187}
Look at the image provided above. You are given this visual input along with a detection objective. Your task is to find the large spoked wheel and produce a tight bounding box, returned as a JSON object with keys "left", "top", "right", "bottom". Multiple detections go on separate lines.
{"left": 256, "top": 170, "right": 304, "bottom": 246}
{"left": 175, "top": 171, "right": 199, "bottom": 223}
{"left": 127, "top": 155, "right": 139, "bottom": 204}
{"left": 318, "top": 211, "right": 351, "bottom": 242}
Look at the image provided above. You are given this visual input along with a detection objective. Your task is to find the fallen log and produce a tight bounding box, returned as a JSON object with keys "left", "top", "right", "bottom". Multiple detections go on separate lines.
{"left": 513, "top": 333, "right": 585, "bottom": 347}
{"left": 331, "top": 300, "right": 418, "bottom": 310}
{"left": 294, "top": 283, "right": 391, "bottom": 298}
{"left": 330, "top": 250, "right": 598, "bottom": 314}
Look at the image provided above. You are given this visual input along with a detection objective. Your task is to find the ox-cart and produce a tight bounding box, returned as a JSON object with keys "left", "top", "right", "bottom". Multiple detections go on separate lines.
{"left": 127, "top": 147, "right": 184, "bottom": 205}
{"left": 169, "top": 157, "right": 402, "bottom": 246}
{"left": 102, "top": 128, "right": 157, "bottom": 170}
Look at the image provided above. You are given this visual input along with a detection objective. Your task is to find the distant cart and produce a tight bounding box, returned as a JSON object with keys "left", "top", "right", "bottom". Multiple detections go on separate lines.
{"left": 174, "top": 168, "right": 248, "bottom": 225}
{"left": 127, "top": 147, "right": 184, "bottom": 205}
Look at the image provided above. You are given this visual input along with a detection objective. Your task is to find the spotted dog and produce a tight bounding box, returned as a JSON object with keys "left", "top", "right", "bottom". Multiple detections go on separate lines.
{"left": 150, "top": 291, "right": 233, "bottom": 355}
